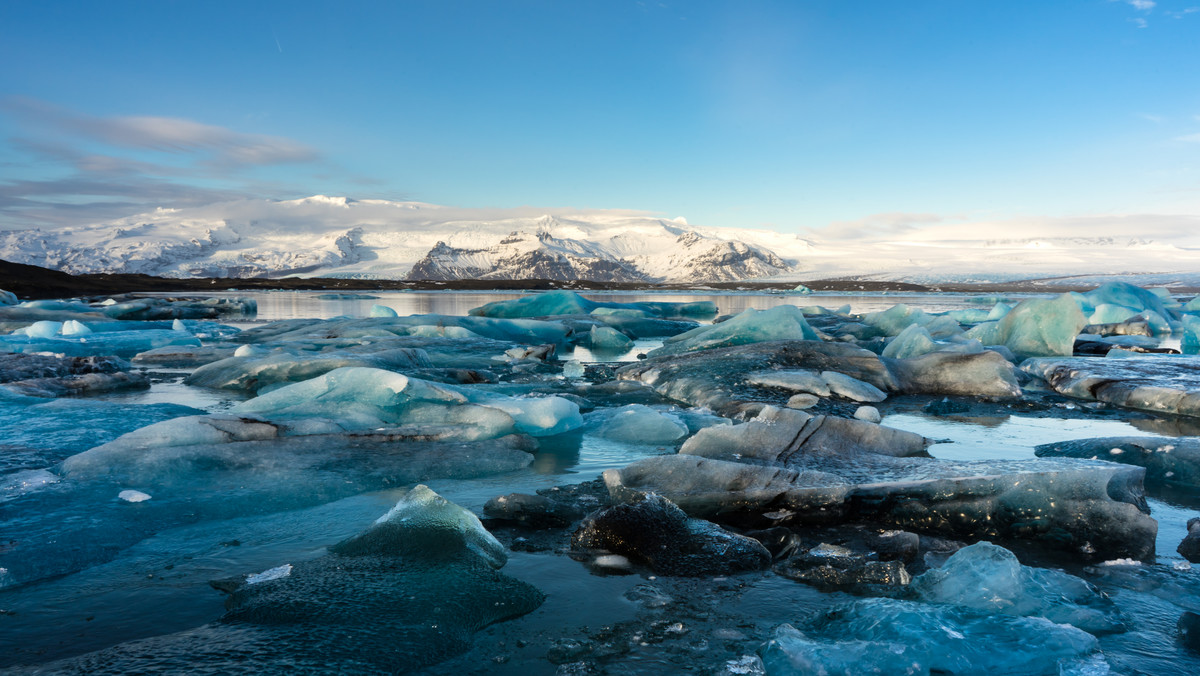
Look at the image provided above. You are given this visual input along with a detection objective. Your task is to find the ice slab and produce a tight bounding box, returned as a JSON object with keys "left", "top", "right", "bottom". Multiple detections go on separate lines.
{"left": 760, "top": 599, "right": 1100, "bottom": 676}
{"left": 606, "top": 406, "right": 1157, "bottom": 561}
{"left": 593, "top": 404, "right": 689, "bottom": 444}
{"left": 1035, "top": 435, "right": 1200, "bottom": 487}
{"left": 12, "top": 487, "right": 543, "bottom": 673}
{"left": 185, "top": 347, "right": 433, "bottom": 393}
{"left": 966, "top": 293, "right": 1088, "bottom": 360}
{"left": 1022, "top": 354, "right": 1200, "bottom": 418}
{"left": 648, "top": 306, "right": 820, "bottom": 358}
{"left": 619, "top": 341, "right": 1018, "bottom": 417}
{"left": 909, "top": 542, "right": 1125, "bottom": 634}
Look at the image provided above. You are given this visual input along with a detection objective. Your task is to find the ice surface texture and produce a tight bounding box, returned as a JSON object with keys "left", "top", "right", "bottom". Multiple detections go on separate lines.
{"left": 966, "top": 293, "right": 1088, "bottom": 360}
{"left": 1035, "top": 435, "right": 1200, "bottom": 487}
{"left": 1023, "top": 354, "right": 1200, "bottom": 418}
{"left": 606, "top": 406, "right": 1157, "bottom": 561}
{"left": 648, "top": 305, "right": 820, "bottom": 357}
{"left": 10, "top": 487, "right": 544, "bottom": 674}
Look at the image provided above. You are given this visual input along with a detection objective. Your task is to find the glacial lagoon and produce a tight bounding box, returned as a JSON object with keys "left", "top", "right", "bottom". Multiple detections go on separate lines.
{"left": 1, "top": 287, "right": 1199, "bottom": 674}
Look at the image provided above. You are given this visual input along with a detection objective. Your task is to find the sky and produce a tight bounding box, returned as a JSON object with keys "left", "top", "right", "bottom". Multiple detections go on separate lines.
{"left": 1, "top": 0, "right": 1199, "bottom": 242}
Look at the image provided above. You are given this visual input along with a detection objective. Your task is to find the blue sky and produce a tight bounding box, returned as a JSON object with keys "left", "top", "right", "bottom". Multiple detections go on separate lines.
{"left": 1, "top": 0, "right": 1198, "bottom": 238}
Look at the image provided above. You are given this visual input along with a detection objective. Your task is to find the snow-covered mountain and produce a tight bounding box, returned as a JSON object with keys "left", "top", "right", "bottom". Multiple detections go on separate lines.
{"left": 2, "top": 195, "right": 1199, "bottom": 285}
{"left": 0, "top": 197, "right": 795, "bottom": 283}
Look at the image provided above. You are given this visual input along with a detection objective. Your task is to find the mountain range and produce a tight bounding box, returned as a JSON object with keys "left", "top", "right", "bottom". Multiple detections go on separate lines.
{"left": 2, "top": 196, "right": 1198, "bottom": 285}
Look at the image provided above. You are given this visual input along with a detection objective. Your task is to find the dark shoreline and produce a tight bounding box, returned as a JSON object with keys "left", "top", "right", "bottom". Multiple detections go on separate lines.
{"left": 3, "top": 258, "right": 1194, "bottom": 300}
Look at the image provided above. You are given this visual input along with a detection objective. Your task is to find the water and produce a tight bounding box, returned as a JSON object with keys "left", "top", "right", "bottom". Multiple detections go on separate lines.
{"left": 2, "top": 289, "right": 1198, "bottom": 674}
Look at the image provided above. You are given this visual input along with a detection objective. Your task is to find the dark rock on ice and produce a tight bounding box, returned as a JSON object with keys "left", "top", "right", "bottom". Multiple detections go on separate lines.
{"left": 1179, "top": 517, "right": 1200, "bottom": 563}
{"left": 571, "top": 492, "right": 771, "bottom": 576}
{"left": 1181, "top": 611, "right": 1200, "bottom": 653}
{"left": 484, "top": 491, "right": 585, "bottom": 529}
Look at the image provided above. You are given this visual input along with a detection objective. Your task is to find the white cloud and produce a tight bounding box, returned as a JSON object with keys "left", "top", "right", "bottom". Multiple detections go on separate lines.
{"left": 1127, "top": 0, "right": 1156, "bottom": 10}
{"left": 1130, "top": 17, "right": 1149, "bottom": 28}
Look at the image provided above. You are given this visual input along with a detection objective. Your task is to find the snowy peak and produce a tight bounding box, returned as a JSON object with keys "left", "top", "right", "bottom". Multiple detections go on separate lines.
{"left": 0, "top": 197, "right": 795, "bottom": 283}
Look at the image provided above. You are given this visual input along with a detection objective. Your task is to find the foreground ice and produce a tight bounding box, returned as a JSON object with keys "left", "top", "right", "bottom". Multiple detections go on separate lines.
{"left": 605, "top": 406, "right": 1157, "bottom": 561}
{"left": 760, "top": 599, "right": 1100, "bottom": 676}
{"left": 1023, "top": 354, "right": 1200, "bottom": 418}
{"left": 1035, "top": 435, "right": 1200, "bottom": 487}
{"left": 6, "top": 486, "right": 544, "bottom": 674}
{"left": 648, "top": 306, "right": 820, "bottom": 358}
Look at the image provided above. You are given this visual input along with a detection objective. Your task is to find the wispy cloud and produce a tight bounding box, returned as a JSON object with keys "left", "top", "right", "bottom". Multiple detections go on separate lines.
{"left": 1, "top": 97, "right": 317, "bottom": 168}
{"left": 0, "top": 98, "right": 325, "bottom": 229}
{"left": 1175, "top": 132, "right": 1200, "bottom": 143}
{"left": 1127, "top": 0, "right": 1156, "bottom": 10}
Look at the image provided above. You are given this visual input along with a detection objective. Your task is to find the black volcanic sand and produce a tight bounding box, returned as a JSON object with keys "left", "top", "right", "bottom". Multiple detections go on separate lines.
{"left": 6, "top": 258, "right": 1191, "bottom": 301}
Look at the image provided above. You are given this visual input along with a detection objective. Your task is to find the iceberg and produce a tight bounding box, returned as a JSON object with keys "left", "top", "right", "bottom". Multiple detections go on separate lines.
{"left": 15, "top": 487, "right": 544, "bottom": 673}
{"left": 648, "top": 306, "right": 820, "bottom": 358}
{"left": 966, "top": 293, "right": 1088, "bottom": 360}
{"left": 593, "top": 404, "right": 689, "bottom": 444}
{"left": 605, "top": 406, "right": 1157, "bottom": 562}
{"left": 760, "top": 599, "right": 1100, "bottom": 676}
{"left": 469, "top": 289, "right": 716, "bottom": 319}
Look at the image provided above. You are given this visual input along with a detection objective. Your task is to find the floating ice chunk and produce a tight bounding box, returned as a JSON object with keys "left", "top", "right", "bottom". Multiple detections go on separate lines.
{"left": 233, "top": 344, "right": 266, "bottom": 358}
{"left": 966, "top": 293, "right": 1087, "bottom": 360}
{"left": 761, "top": 599, "right": 1101, "bottom": 676}
{"left": 821, "top": 371, "right": 887, "bottom": 402}
{"left": 596, "top": 404, "right": 689, "bottom": 444}
{"left": 864, "top": 304, "right": 930, "bottom": 336}
{"left": 792, "top": 284, "right": 813, "bottom": 294}
{"left": 882, "top": 324, "right": 938, "bottom": 359}
{"left": 0, "top": 289, "right": 17, "bottom": 306}
{"left": 563, "top": 359, "right": 585, "bottom": 379}
{"left": 171, "top": 319, "right": 188, "bottom": 332}
{"left": 909, "top": 542, "right": 1125, "bottom": 634}
{"left": 335, "top": 484, "right": 508, "bottom": 567}
{"left": 786, "top": 393, "right": 819, "bottom": 409}
{"left": 1185, "top": 296, "right": 1200, "bottom": 313}
{"left": 467, "top": 391, "right": 583, "bottom": 437}
{"left": 1036, "top": 435, "right": 1200, "bottom": 487}
{"left": 60, "top": 319, "right": 92, "bottom": 336}
{"left": 118, "top": 489, "right": 152, "bottom": 502}
{"left": 746, "top": 369, "right": 831, "bottom": 396}
{"left": 186, "top": 348, "right": 433, "bottom": 393}
{"left": 1183, "top": 315, "right": 1200, "bottom": 355}
{"left": 1082, "top": 282, "right": 1173, "bottom": 319}
{"left": 21, "top": 320, "right": 63, "bottom": 338}
{"left": 370, "top": 304, "right": 399, "bottom": 317}
{"left": 1, "top": 469, "right": 59, "bottom": 498}
{"left": 853, "top": 406, "right": 881, "bottom": 423}
{"left": 586, "top": 325, "right": 633, "bottom": 351}
{"left": 405, "top": 324, "right": 484, "bottom": 339}
{"left": 987, "top": 301, "right": 1014, "bottom": 320}
{"left": 1090, "top": 303, "right": 1139, "bottom": 325}
{"left": 649, "top": 305, "right": 819, "bottom": 357}
{"left": 246, "top": 563, "right": 293, "bottom": 584}
{"left": 0, "top": 329, "right": 201, "bottom": 358}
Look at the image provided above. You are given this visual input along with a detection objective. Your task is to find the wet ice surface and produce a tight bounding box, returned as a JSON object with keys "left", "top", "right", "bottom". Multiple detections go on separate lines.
{"left": 2, "top": 289, "right": 1200, "bottom": 674}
